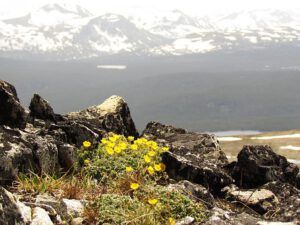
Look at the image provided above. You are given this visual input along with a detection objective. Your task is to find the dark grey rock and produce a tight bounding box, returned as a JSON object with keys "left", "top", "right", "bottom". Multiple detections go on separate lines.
{"left": 262, "top": 181, "right": 300, "bottom": 222}
{"left": 232, "top": 145, "right": 299, "bottom": 188}
{"left": 0, "top": 126, "right": 59, "bottom": 185}
{"left": 142, "top": 122, "right": 233, "bottom": 194}
{"left": 58, "top": 144, "right": 76, "bottom": 171}
{"left": 0, "top": 80, "right": 27, "bottom": 129}
{"left": 29, "top": 94, "right": 56, "bottom": 122}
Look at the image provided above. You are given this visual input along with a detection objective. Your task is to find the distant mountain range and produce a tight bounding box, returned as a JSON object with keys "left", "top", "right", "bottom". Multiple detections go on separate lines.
{"left": 0, "top": 3, "right": 300, "bottom": 60}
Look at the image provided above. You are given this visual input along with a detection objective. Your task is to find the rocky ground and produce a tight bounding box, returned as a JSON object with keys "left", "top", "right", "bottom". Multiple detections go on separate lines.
{"left": 0, "top": 79, "right": 299, "bottom": 225}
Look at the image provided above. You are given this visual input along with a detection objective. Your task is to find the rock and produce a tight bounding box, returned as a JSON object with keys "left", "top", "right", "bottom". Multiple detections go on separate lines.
{"left": 296, "top": 173, "right": 300, "bottom": 189}
{"left": 29, "top": 94, "right": 56, "bottom": 122}
{"left": 232, "top": 145, "right": 299, "bottom": 188}
{"left": 53, "top": 122, "right": 100, "bottom": 148}
{"left": 0, "top": 187, "right": 32, "bottom": 225}
{"left": 222, "top": 185, "right": 278, "bottom": 214}
{"left": 0, "top": 126, "right": 59, "bottom": 184}
{"left": 25, "top": 134, "right": 59, "bottom": 174}
{"left": 142, "top": 122, "right": 233, "bottom": 193}
{"left": 60, "top": 199, "right": 85, "bottom": 221}
{"left": 67, "top": 95, "right": 139, "bottom": 137}
{"left": 176, "top": 216, "right": 194, "bottom": 225}
{"left": 31, "top": 207, "right": 54, "bottom": 225}
{"left": 58, "top": 144, "right": 76, "bottom": 170}
{"left": 35, "top": 194, "right": 60, "bottom": 214}
{"left": 0, "top": 80, "right": 27, "bottom": 129}
{"left": 70, "top": 217, "right": 84, "bottom": 225}
{"left": 167, "top": 180, "right": 215, "bottom": 208}
{"left": 261, "top": 181, "right": 300, "bottom": 222}
{"left": 202, "top": 207, "right": 260, "bottom": 225}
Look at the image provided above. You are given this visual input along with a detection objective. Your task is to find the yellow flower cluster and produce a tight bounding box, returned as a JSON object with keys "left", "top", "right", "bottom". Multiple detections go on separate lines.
{"left": 100, "top": 134, "right": 129, "bottom": 155}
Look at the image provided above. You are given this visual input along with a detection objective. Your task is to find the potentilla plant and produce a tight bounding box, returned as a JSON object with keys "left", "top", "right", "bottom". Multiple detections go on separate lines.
{"left": 77, "top": 133, "right": 208, "bottom": 224}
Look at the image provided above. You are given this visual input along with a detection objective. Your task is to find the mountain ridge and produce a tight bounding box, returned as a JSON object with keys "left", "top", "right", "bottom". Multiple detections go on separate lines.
{"left": 0, "top": 4, "right": 300, "bottom": 60}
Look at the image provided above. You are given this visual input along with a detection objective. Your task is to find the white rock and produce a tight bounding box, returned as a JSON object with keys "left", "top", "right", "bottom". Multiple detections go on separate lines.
{"left": 60, "top": 198, "right": 85, "bottom": 220}
{"left": 31, "top": 207, "right": 54, "bottom": 225}
{"left": 176, "top": 216, "right": 195, "bottom": 225}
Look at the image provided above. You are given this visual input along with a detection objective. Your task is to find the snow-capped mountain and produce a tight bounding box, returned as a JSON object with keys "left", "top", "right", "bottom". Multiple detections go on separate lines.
{"left": 0, "top": 3, "right": 300, "bottom": 60}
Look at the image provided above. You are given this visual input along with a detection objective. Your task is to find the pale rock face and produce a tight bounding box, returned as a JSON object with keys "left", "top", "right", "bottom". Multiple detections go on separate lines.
{"left": 66, "top": 95, "right": 139, "bottom": 137}
{"left": 31, "top": 207, "right": 54, "bottom": 225}
{"left": 222, "top": 185, "right": 278, "bottom": 214}
{"left": 0, "top": 187, "right": 32, "bottom": 224}
{"left": 60, "top": 199, "right": 85, "bottom": 220}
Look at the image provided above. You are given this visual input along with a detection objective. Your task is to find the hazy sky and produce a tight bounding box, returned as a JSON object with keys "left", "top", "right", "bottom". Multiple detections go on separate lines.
{"left": 1, "top": 0, "right": 300, "bottom": 18}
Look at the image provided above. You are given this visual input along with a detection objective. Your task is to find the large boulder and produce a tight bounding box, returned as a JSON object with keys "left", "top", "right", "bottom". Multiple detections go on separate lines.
{"left": 142, "top": 122, "right": 233, "bottom": 193}
{"left": 29, "top": 94, "right": 56, "bottom": 122}
{"left": 67, "top": 95, "right": 139, "bottom": 137}
{"left": 232, "top": 145, "right": 299, "bottom": 188}
{"left": 0, "top": 126, "right": 59, "bottom": 185}
{"left": 0, "top": 187, "right": 32, "bottom": 225}
{"left": 0, "top": 80, "right": 27, "bottom": 129}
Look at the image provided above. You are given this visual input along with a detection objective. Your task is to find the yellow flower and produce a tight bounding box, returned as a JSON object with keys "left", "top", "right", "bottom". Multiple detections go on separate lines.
{"left": 82, "top": 141, "right": 91, "bottom": 148}
{"left": 148, "top": 150, "right": 156, "bottom": 157}
{"left": 118, "top": 142, "right": 127, "bottom": 150}
{"left": 154, "top": 164, "right": 162, "bottom": 171}
{"left": 130, "top": 144, "right": 138, "bottom": 151}
{"left": 128, "top": 136, "right": 134, "bottom": 141}
{"left": 162, "top": 146, "right": 170, "bottom": 152}
{"left": 126, "top": 166, "right": 133, "bottom": 172}
{"left": 101, "top": 138, "right": 108, "bottom": 144}
{"left": 169, "top": 218, "right": 176, "bottom": 225}
{"left": 114, "top": 146, "right": 122, "bottom": 153}
{"left": 152, "top": 144, "right": 158, "bottom": 151}
{"left": 107, "top": 142, "right": 115, "bottom": 148}
{"left": 160, "top": 163, "right": 166, "bottom": 171}
{"left": 147, "top": 166, "right": 155, "bottom": 175}
{"left": 106, "top": 147, "right": 114, "bottom": 155}
{"left": 130, "top": 183, "right": 139, "bottom": 190}
{"left": 84, "top": 159, "right": 90, "bottom": 165}
{"left": 144, "top": 155, "right": 151, "bottom": 163}
{"left": 109, "top": 136, "right": 117, "bottom": 142}
{"left": 148, "top": 198, "right": 158, "bottom": 205}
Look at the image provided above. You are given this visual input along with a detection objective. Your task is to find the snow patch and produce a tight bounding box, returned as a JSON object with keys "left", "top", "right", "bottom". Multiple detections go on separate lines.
{"left": 251, "top": 134, "right": 300, "bottom": 140}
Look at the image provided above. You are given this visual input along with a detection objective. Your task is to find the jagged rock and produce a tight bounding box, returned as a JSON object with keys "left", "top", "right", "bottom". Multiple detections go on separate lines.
{"left": 202, "top": 207, "right": 260, "bottom": 225}
{"left": 53, "top": 122, "right": 100, "bottom": 148}
{"left": 60, "top": 199, "right": 85, "bottom": 221}
{"left": 167, "top": 180, "right": 215, "bottom": 208}
{"left": 142, "top": 122, "right": 233, "bottom": 193}
{"left": 31, "top": 207, "right": 54, "bottom": 225}
{"left": 222, "top": 185, "right": 278, "bottom": 214}
{"left": 0, "top": 126, "right": 59, "bottom": 184}
{"left": 261, "top": 181, "right": 300, "bottom": 222}
{"left": 58, "top": 144, "right": 76, "bottom": 170}
{"left": 35, "top": 194, "right": 60, "bottom": 213}
{"left": 29, "top": 94, "right": 56, "bottom": 122}
{"left": 176, "top": 216, "right": 195, "bottom": 225}
{"left": 0, "top": 187, "right": 32, "bottom": 225}
{"left": 232, "top": 145, "right": 299, "bottom": 188}
{"left": 67, "top": 95, "right": 139, "bottom": 137}
{"left": 0, "top": 80, "right": 27, "bottom": 129}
